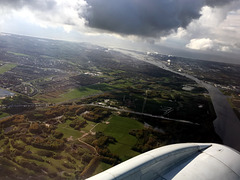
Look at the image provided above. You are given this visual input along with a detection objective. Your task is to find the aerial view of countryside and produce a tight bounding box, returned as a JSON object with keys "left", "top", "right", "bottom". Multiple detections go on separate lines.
{"left": 0, "top": 0, "right": 240, "bottom": 179}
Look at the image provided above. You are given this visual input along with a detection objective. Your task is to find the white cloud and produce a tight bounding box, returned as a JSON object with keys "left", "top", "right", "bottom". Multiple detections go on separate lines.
{"left": 186, "top": 38, "right": 214, "bottom": 50}
{"left": 0, "top": 0, "right": 88, "bottom": 33}
{"left": 220, "top": 46, "right": 230, "bottom": 52}
{"left": 186, "top": 38, "right": 233, "bottom": 52}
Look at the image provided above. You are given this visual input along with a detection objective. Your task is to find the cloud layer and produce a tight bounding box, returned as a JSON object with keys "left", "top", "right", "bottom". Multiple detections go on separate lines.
{"left": 0, "top": 0, "right": 87, "bottom": 33}
{"left": 0, "top": 0, "right": 238, "bottom": 38}
{"left": 83, "top": 0, "right": 205, "bottom": 37}
{"left": 205, "top": 0, "right": 237, "bottom": 7}
{"left": 0, "top": 0, "right": 56, "bottom": 11}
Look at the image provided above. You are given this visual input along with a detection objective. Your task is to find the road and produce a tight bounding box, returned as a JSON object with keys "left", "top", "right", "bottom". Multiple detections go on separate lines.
{"left": 78, "top": 138, "right": 99, "bottom": 156}
{"left": 88, "top": 104, "right": 199, "bottom": 125}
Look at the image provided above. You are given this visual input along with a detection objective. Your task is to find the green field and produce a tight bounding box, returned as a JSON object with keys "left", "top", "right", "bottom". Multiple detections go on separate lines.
{"left": 81, "top": 120, "right": 97, "bottom": 132}
{"left": 93, "top": 162, "right": 112, "bottom": 176}
{"left": 0, "top": 63, "right": 17, "bottom": 74}
{"left": 62, "top": 87, "right": 101, "bottom": 100}
{"left": 95, "top": 116, "right": 144, "bottom": 161}
{"left": 56, "top": 120, "right": 83, "bottom": 140}
{"left": 0, "top": 112, "right": 9, "bottom": 119}
{"left": 12, "top": 141, "right": 83, "bottom": 179}
{"left": 7, "top": 51, "right": 29, "bottom": 57}
{"left": 41, "top": 86, "right": 102, "bottom": 103}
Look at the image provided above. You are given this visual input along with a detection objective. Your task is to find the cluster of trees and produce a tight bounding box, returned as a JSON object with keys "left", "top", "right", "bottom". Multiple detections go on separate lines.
{"left": 2, "top": 95, "right": 32, "bottom": 105}
{"left": 45, "top": 106, "right": 66, "bottom": 118}
{"left": 43, "top": 105, "right": 111, "bottom": 124}
{"left": 70, "top": 74, "right": 104, "bottom": 86}
{"left": 22, "top": 151, "right": 44, "bottom": 162}
{"left": 28, "top": 122, "right": 55, "bottom": 135}
{"left": 17, "top": 158, "right": 48, "bottom": 174}
{"left": 0, "top": 139, "right": 49, "bottom": 177}
{"left": 2, "top": 95, "right": 34, "bottom": 114}
{"left": 66, "top": 145, "right": 89, "bottom": 160}
{"left": 129, "top": 129, "right": 165, "bottom": 153}
{"left": 10, "top": 140, "right": 25, "bottom": 151}
{"left": 92, "top": 135, "right": 116, "bottom": 148}
{"left": 70, "top": 119, "right": 87, "bottom": 130}
{"left": 0, "top": 115, "right": 25, "bottom": 129}
{"left": 98, "top": 148, "right": 120, "bottom": 165}
{"left": 81, "top": 107, "right": 111, "bottom": 122}
{"left": 23, "top": 136, "right": 64, "bottom": 150}
{"left": 90, "top": 132, "right": 120, "bottom": 165}
{"left": 78, "top": 92, "right": 114, "bottom": 105}
{"left": 36, "top": 149, "right": 55, "bottom": 157}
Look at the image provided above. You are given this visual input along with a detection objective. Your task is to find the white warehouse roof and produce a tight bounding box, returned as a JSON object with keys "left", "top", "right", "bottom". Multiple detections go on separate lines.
{"left": 87, "top": 143, "right": 240, "bottom": 180}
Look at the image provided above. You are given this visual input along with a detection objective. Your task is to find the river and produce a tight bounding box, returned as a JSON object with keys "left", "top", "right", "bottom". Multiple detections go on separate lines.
{"left": 204, "top": 83, "right": 240, "bottom": 151}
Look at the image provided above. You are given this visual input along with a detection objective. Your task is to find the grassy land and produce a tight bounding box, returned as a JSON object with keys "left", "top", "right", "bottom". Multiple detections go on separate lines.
{"left": 95, "top": 116, "right": 143, "bottom": 161}
{"left": 0, "top": 63, "right": 17, "bottom": 74}
{"left": 62, "top": 87, "right": 101, "bottom": 100}
{"left": 0, "top": 112, "right": 9, "bottom": 119}
{"left": 56, "top": 120, "right": 83, "bottom": 140}
{"left": 7, "top": 51, "right": 29, "bottom": 57}
{"left": 92, "top": 162, "right": 112, "bottom": 176}
{"left": 88, "top": 83, "right": 114, "bottom": 91}
{"left": 40, "top": 55, "right": 53, "bottom": 59}
{"left": 9, "top": 141, "right": 84, "bottom": 179}
{"left": 41, "top": 87, "right": 102, "bottom": 103}
{"left": 81, "top": 120, "right": 97, "bottom": 132}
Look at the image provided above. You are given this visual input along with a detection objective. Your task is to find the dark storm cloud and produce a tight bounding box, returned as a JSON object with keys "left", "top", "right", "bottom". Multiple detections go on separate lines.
{"left": 83, "top": 0, "right": 237, "bottom": 37}
{"left": 206, "top": 0, "right": 237, "bottom": 7}
{"left": 0, "top": 0, "right": 56, "bottom": 11}
{"left": 83, "top": 0, "right": 206, "bottom": 37}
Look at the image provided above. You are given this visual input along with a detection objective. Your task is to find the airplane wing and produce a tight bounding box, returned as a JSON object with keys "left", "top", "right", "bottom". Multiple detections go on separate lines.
{"left": 87, "top": 143, "right": 240, "bottom": 180}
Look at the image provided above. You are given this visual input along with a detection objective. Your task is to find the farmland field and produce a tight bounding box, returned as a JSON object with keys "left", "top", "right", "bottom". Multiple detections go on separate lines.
{"left": 0, "top": 63, "right": 17, "bottom": 74}
{"left": 95, "top": 116, "right": 144, "bottom": 160}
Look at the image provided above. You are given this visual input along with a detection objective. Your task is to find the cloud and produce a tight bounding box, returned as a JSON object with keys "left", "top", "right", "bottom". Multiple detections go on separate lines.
{"left": 0, "top": 0, "right": 88, "bottom": 33}
{"left": 0, "top": 0, "right": 56, "bottom": 11}
{"left": 157, "top": 0, "right": 240, "bottom": 57}
{"left": 186, "top": 2, "right": 240, "bottom": 52}
{"left": 186, "top": 38, "right": 234, "bottom": 52}
{"left": 1, "top": 0, "right": 238, "bottom": 40}
{"left": 82, "top": 0, "right": 240, "bottom": 38}
{"left": 83, "top": 0, "right": 206, "bottom": 37}
{"left": 205, "top": 0, "right": 237, "bottom": 7}
{"left": 186, "top": 38, "right": 214, "bottom": 50}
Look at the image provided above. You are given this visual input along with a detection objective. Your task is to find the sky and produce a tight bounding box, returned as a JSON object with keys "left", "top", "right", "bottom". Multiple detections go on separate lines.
{"left": 0, "top": 0, "right": 240, "bottom": 64}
